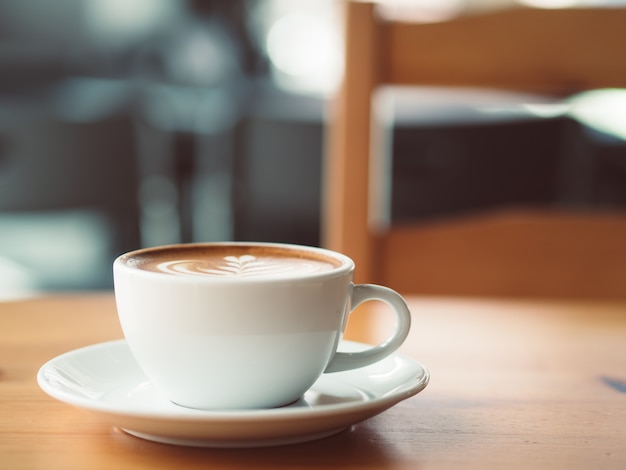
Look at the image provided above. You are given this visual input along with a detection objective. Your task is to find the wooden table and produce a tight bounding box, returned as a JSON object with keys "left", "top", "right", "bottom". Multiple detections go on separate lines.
{"left": 1, "top": 293, "right": 625, "bottom": 469}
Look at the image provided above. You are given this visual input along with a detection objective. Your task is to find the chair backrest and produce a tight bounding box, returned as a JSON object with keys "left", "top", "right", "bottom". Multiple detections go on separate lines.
{"left": 322, "top": 3, "right": 626, "bottom": 298}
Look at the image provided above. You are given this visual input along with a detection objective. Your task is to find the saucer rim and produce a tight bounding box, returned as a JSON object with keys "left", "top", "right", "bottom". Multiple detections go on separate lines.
{"left": 37, "top": 339, "right": 429, "bottom": 421}
{"left": 37, "top": 339, "right": 429, "bottom": 447}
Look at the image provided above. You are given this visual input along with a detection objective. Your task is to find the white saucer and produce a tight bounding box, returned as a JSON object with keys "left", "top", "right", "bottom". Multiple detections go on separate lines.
{"left": 37, "top": 339, "right": 429, "bottom": 448}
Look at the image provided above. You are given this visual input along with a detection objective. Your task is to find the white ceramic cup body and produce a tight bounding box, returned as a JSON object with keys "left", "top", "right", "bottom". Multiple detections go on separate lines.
{"left": 113, "top": 242, "right": 411, "bottom": 410}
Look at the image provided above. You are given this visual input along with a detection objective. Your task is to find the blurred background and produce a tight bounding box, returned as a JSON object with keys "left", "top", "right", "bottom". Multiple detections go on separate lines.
{"left": 0, "top": 0, "right": 625, "bottom": 299}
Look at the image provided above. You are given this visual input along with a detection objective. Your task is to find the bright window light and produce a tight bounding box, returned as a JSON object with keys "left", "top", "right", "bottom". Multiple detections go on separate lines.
{"left": 517, "top": 0, "right": 583, "bottom": 7}
{"left": 518, "top": 0, "right": 626, "bottom": 6}
{"left": 377, "top": 0, "right": 466, "bottom": 23}
{"left": 262, "top": 0, "right": 343, "bottom": 95}
{"left": 569, "top": 89, "right": 626, "bottom": 140}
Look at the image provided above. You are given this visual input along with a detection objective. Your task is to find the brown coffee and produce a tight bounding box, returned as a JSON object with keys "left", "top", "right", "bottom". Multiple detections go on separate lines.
{"left": 120, "top": 244, "right": 341, "bottom": 279}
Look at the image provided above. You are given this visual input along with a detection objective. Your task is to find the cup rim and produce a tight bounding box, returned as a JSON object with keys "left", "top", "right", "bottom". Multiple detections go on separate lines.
{"left": 113, "top": 241, "right": 355, "bottom": 283}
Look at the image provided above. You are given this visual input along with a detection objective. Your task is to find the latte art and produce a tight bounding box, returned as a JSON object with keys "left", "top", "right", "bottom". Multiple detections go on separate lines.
{"left": 155, "top": 254, "right": 335, "bottom": 278}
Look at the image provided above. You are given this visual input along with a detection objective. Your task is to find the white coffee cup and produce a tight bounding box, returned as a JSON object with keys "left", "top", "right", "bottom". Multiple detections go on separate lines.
{"left": 113, "top": 242, "right": 411, "bottom": 410}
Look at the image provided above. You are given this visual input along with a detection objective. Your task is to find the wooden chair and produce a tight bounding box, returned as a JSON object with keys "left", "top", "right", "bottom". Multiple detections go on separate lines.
{"left": 322, "top": 3, "right": 626, "bottom": 299}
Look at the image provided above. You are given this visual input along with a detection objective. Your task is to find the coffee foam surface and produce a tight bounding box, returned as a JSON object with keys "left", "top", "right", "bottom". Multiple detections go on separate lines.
{"left": 124, "top": 246, "right": 340, "bottom": 279}
{"left": 156, "top": 255, "right": 334, "bottom": 278}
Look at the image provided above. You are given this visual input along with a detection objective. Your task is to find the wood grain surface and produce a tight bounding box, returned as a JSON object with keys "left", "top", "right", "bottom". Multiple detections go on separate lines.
{"left": 1, "top": 293, "right": 625, "bottom": 469}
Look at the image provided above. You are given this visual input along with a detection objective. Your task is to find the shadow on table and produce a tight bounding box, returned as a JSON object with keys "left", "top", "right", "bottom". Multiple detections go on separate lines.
{"left": 110, "top": 421, "right": 398, "bottom": 468}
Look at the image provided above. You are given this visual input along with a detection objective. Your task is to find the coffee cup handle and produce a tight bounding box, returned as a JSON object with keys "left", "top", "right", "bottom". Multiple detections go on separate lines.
{"left": 324, "top": 284, "right": 411, "bottom": 373}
